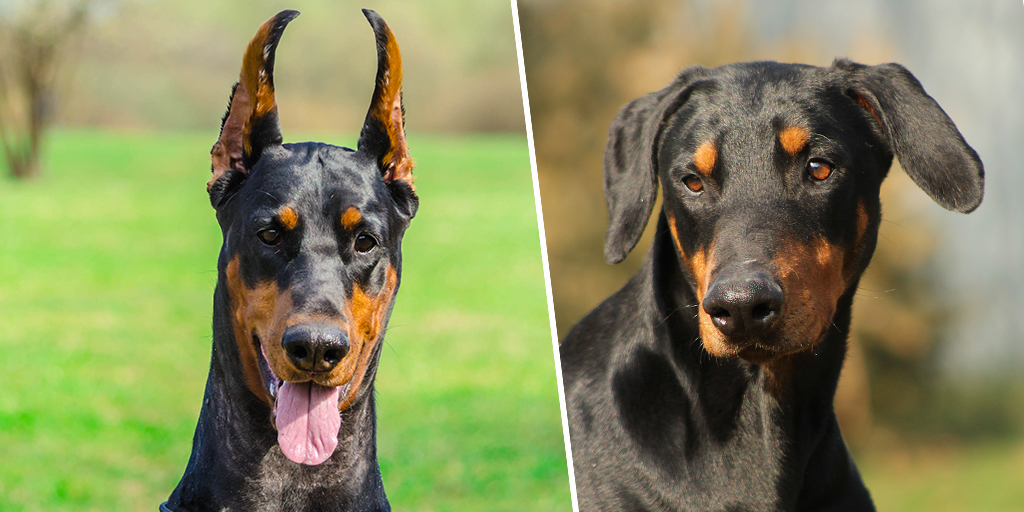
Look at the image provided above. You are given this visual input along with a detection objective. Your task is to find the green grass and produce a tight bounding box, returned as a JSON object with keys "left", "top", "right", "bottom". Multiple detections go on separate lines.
{"left": 859, "top": 441, "right": 1024, "bottom": 512}
{"left": 0, "top": 130, "right": 570, "bottom": 511}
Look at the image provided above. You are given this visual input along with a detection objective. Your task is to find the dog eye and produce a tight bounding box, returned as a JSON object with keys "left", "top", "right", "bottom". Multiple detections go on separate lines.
{"left": 354, "top": 233, "right": 378, "bottom": 253}
{"left": 807, "top": 159, "right": 834, "bottom": 182}
{"left": 258, "top": 228, "right": 282, "bottom": 245}
{"left": 682, "top": 175, "right": 704, "bottom": 193}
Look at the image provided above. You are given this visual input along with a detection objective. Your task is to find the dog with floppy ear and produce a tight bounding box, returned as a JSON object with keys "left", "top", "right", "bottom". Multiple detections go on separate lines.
{"left": 561, "top": 59, "right": 983, "bottom": 511}
{"left": 163, "top": 9, "right": 413, "bottom": 512}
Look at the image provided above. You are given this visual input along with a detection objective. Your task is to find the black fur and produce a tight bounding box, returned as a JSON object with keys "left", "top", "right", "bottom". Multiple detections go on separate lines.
{"left": 562, "top": 59, "right": 983, "bottom": 511}
{"left": 164, "top": 10, "right": 412, "bottom": 511}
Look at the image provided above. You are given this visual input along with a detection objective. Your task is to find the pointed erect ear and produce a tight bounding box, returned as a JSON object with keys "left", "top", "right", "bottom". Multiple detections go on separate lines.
{"left": 835, "top": 59, "right": 984, "bottom": 213}
{"left": 208, "top": 10, "right": 298, "bottom": 205}
{"left": 357, "top": 9, "right": 413, "bottom": 187}
{"left": 604, "top": 70, "right": 704, "bottom": 264}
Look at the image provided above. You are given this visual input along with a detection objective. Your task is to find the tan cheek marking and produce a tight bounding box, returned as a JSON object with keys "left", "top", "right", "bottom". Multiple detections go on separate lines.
{"left": 665, "top": 212, "right": 731, "bottom": 357}
{"left": 335, "top": 266, "right": 399, "bottom": 411}
{"left": 856, "top": 201, "right": 869, "bottom": 243}
{"left": 845, "top": 200, "right": 870, "bottom": 278}
{"left": 687, "top": 245, "right": 731, "bottom": 358}
{"left": 341, "top": 207, "right": 362, "bottom": 231}
{"left": 278, "top": 206, "right": 298, "bottom": 230}
{"left": 693, "top": 141, "right": 717, "bottom": 176}
{"left": 226, "top": 256, "right": 283, "bottom": 406}
{"left": 773, "top": 237, "right": 846, "bottom": 350}
{"left": 779, "top": 126, "right": 810, "bottom": 156}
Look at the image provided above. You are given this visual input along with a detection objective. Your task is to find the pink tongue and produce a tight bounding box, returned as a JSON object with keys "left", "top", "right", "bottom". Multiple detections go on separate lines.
{"left": 275, "top": 382, "right": 341, "bottom": 465}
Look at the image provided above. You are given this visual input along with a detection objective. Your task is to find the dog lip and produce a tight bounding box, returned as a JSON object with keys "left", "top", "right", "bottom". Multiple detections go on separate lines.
{"left": 253, "top": 334, "right": 282, "bottom": 399}
{"left": 252, "top": 332, "right": 353, "bottom": 411}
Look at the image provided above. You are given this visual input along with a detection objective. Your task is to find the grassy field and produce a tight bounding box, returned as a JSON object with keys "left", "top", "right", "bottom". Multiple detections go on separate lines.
{"left": 858, "top": 440, "right": 1024, "bottom": 512}
{"left": 0, "top": 130, "right": 570, "bottom": 511}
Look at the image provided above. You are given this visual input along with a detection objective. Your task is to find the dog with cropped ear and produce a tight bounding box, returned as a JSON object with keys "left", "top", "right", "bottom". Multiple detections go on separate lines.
{"left": 163, "top": 9, "right": 413, "bottom": 512}
{"left": 560, "top": 59, "right": 984, "bottom": 511}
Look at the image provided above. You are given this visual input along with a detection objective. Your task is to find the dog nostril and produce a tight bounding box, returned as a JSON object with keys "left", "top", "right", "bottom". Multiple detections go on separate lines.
{"left": 709, "top": 308, "right": 731, "bottom": 320}
{"left": 751, "top": 303, "right": 774, "bottom": 321}
{"left": 322, "top": 348, "right": 346, "bottom": 365}
{"left": 287, "top": 345, "right": 309, "bottom": 360}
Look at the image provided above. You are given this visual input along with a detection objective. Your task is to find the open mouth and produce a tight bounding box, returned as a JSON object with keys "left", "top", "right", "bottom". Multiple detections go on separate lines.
{"left": 254, "top": 333, "right": 345, "bottom": 466}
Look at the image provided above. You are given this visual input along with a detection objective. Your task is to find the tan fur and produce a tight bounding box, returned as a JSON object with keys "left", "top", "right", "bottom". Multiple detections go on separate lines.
{"left": 665, "top": 212, "right": 731, "bottom": 357}
{"left": 279, "top": 206, "right": 298, "bottom": 230}
{"left": 779, "top": 126, "right": 810, "bottom": 156}
{"left": 341, "top": 207, "right": 362, "bottom": 231}
{"left": 770, "top": 236, "right": 847, "bottom": 354}
{"left": 693, "top": 141, "right": 717, "bottom": 176}
{"left": 209, "top": 15, "right": 282, "bottom": 191}
{"left": 338, "top": 266, "right": 398, "bottom": 410}
{"left": 367, "top": 21, "right": 415, "bottom": 187}
{"left": 225, "top": 256, "right": 284, "bottom": 406}
{"left": 226, "top": 255, "right": 399, "bottom": 412}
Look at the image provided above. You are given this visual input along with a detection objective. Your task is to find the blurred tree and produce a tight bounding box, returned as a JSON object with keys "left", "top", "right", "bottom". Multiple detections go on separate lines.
{"left": 0, "top": 0, "right": 89, "bottom": 179}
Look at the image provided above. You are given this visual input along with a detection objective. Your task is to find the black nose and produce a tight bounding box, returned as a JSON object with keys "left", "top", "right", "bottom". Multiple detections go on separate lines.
{"left": 281, "top": 324, "right": 350, "bottom": 372}
{"left": 702, "top": 267, "right": 784, "bottom": 337}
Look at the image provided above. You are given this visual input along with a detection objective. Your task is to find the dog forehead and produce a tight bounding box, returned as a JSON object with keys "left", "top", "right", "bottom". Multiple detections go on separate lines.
{"left": 247, "top": 143, "right": 387, "bottom": 205}
{"left": 659, "top": 63, "right": 846, "bottom": 172}
{"left": 667, "top": 63, "right": 827, "bottom": 135}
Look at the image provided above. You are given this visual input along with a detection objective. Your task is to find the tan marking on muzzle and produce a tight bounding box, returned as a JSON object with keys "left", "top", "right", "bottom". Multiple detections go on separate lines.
{"left": 771, "top": 236, "right": 847, "bottom": 353}
{"left": 335, "top": 265, "right": 399, "bottom": 411}
{"left": 665, "top": 211, "right": 731, "bottom": 357}
{"left": 225, "top": 255, "right": 291, "bottom": 406}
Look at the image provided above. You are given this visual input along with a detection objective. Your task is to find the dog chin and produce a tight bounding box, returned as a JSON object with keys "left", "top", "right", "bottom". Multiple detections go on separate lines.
{"left": 732, "top": 331, "right": 827, "bottom": 364}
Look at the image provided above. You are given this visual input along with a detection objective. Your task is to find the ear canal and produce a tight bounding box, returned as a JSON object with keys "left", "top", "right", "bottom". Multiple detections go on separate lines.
{"left": 604, "top": 71, "right": 703, "bottom": 264}
{"left": 209, "top": 10, "right": 298, "bottom": 197}
{"left": 837, "top": 59, "right": 984, "bottom": 213}
{"left": 357, "top": 9, "right": 414, "bottom": 187}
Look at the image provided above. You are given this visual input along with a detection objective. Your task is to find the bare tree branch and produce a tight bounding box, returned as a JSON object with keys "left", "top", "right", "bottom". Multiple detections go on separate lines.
{"left": 0, "top": 0, "right": 90, "bottom": 178}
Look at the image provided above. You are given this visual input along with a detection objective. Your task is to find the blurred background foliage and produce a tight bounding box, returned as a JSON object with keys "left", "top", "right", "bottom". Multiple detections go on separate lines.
{"left": 521, "top": 0, "right": 1024, "bottom": 510}
{"left": 1, "top": 0, "right": 525, "bottom": 146}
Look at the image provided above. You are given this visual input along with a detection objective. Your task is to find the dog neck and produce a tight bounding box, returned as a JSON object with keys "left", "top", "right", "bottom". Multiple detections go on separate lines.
{"left": 164, "top": 283, "right": 389, "bottom": 512}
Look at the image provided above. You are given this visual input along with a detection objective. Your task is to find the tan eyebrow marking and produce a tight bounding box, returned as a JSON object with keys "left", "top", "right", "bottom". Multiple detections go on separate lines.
{"left": 341, "top": 207, "right": 362, "bottom": 230}
{"left": 278, "top": 206, "right": 298, "bottom": 230}
{"left": 779, "top": 126, "right": 810, "bottom": 156}
{"left": 693, "top": 141, "right": 717, "bottom": 176}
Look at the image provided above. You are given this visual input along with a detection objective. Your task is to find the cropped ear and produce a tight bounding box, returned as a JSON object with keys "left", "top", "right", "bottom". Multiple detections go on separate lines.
{"left": 357, "top": 9, "right": 413, "bottom": 189}
{"left": 208, "top": 10, "right": 298, "bottom": 207}
{"left": 604, "top": 71, "right": 703, "bottom": 264}
{"left": 835, "top": 59, "right": 984, "bottom": 213}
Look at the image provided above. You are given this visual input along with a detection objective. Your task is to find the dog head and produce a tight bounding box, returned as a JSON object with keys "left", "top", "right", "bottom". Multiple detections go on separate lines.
{"left": 207, "top": 9, "right": 415, "bottom": 465}
{"left": 603, "top": 60, "right": 983, "bottom": 363}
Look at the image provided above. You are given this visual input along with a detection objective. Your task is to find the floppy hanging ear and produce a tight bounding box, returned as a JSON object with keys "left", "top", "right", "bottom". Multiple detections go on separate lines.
{"left": 604, "top": 73, "right": 702, "bottom": 264}
{"left": 208, "top": 10, "right": 298, "bottom": 206}
{"left": 836, "top": 59, "right": 984, "bottom": 213}
{"left": 357, "top": 9, "right": 414, "bottom": 188}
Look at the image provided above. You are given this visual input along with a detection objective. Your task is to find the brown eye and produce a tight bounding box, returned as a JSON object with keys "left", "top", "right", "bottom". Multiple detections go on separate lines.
{"left": 258, "top": 228, "right": 281, "bottom": 245}
{"left": 354, "top": 233, "right": 377, "bottom": 253}
{"left": 807, "top": 159, "right": 834, "bottom": 181}
{"left": 682, "top": 175, "right": 704, "bottom": 193}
